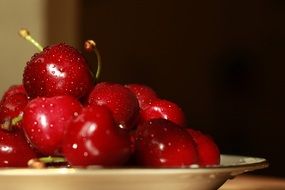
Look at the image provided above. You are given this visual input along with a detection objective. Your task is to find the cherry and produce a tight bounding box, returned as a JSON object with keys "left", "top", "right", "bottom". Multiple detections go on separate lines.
{"left": 135, "top": 119, "right": 198, "bottom": 167}
{"left": 22, "top": 95, "right": 82, "bottom": 155}
{"left": 23, "top": 43, "right": 94, "bottom": 99}
{"left": 0, "top": 129, "right": 37, "bottom": 167}
{"left": 19, "top": 29, "right": 94, "bottom": 99}
{"left": 125, "top": 84, "right": 158, "bottom": 110}
{"left": 88, "top": 82, "right": 140, "bottom": 130}
{"left": 0, "top": 84, "right": 29, "bottom": 130}
{"left": 140, "top": 99, "right": 187, "bottom": 127}
{"left": 63, "top": 105, "right": 131, "bottom": 167}
{"left": 0, "top": 84, "right": 27, "bottom": 100}
{"left": 187, "top": 129, "right": 220, "bottom": 166}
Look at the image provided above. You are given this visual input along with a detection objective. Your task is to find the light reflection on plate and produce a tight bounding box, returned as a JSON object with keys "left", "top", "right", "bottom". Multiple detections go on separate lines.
{"left": 0, "top": 155, "right": 268, "bottom": 190}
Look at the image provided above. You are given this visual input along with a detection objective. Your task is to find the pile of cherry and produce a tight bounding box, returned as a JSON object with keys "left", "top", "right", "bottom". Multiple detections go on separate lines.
{"left": 0, "top": 30, "right": 220, "bottom": 168}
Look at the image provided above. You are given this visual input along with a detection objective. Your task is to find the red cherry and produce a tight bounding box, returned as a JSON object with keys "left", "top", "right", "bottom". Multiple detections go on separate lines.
{"left": 135, "top": 119, "right": 198, "bottom": 167}
{"left": 187, "top": 129, "right": 220, "bottom": 166}
{"left": 22, "top": 95, "right": 82, "bottom": 155}
{"left": 23, "top": 43, "right": 94, "bottom": 99}
{"left": 0, "top": 129, "right": 37, "bottom": 167}
{"left": 0, "top": 85, "right": 29, "bottom": 130}
{"left": 125, "top": 84, "right": 158, "bottom": 110}
{"left": 0, "top": 84, "right": 27, "bottom": 101}
{"left": 140, "top": 99, "right": 187, "bottom": 127}
{"left": 88, "top": 82, "right": 140, "bottom": 130}
{"left": 63, "top": 105, "right": 131, "bottom": 167}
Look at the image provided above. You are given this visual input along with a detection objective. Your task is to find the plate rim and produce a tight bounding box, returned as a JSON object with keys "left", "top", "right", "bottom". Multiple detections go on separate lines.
{"left": 0, "top": 154, "right": 269, "bottom": 177}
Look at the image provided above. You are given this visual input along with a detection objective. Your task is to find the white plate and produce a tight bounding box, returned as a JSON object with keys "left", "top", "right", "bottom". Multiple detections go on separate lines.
{"left": 0, "top": 155, "right": 268, "bottom": 190}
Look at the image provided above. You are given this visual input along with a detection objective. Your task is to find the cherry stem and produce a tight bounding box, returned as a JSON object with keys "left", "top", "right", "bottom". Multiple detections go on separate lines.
{"left": 0, "top": 120, "right": 12, "bottom": 131}
{"left": 28, "top": 156, "right": 66, "bottom": 168}
{"left": 18, "top": 28, "right": 44, "bottom": 51}
{"left": 11, "top": 112, "right": 23, "bottom": 126}
{"left": 38, "top": 156, "right": 66, "bottom": 163}
{"left": 0, "top": 113, "right": 23, "bottom": 131}
{"left": 84, "top": 40, "right": 102, "bottom": 80}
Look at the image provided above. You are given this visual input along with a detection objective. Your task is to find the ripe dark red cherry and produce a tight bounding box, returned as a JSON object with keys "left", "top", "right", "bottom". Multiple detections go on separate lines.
{"left": 135, "top": 119, "right": 198, "bottom": 167}
{"left": 187, "top": 129, "right": 220, "bottom": 166}
{"left": 23, "top": 43, "right": 94, "bottom": 99}
{"left": 63, "top": 105, "right": 131, "bottom": 167}
{"left": 140, "top": 99, "right": 187, "bottom": 127}
{"left": 0, "top": 129, "right": 37, "bottom": 167}
{"left": 0, "top": 84, "right": 29, "bottom": 130}
{"left": 88, "top": 82, "right": 140, "bottom": 130}
{"left": 0, "top": 84, "right": 27, "bottom": 100}
{"left": 22, "top": 95, "right": 82, "bottom": 155}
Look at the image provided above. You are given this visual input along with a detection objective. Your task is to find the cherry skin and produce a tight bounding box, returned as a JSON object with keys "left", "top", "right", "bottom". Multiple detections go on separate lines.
{"left": 22, "top": 95, "right": 82, "bottom": 155}
{"left": 0, "top": 84, "right": 29, "bottom": 130}
{"left": 23, "top": 43, "right": 94, "bottom": 99}
{"left": 0, "top": 129, "right": 38, "bottom": 167}
{"left": 0, "top": 84, "right": 27, "bottom": 101}
{"left": 135, "top": 119, "right": 198, "bottom": 167}
{"left": 88, "top": 82, "right": 140, "bottom": 130}
{"left": 125, "top": 84, "right": 158, "bottom": 110}
{"left": 187, "top": 129, "right": 220, "bottom": 166}
{"left": 63, "top": 105, "right": 131, "bottom": 167}
{"left": 140, "top": 99, "right": 187, "bottom": 127}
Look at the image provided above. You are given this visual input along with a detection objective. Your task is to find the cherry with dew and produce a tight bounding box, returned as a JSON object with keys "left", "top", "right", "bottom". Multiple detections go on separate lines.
{"left": 63, "top": 105, "right": 131, "bottom": 167}
{"left": 19, "top": 29, "right": 94, "bottom": 100}
{"left": 135, "top": 119, "right": 198, "bottom": 167}
{"left": 22, "top": 95, "right": 82, "bottom": 155}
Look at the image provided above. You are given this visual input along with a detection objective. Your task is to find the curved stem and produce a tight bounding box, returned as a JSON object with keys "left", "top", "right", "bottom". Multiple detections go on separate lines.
{"left": 94, "top": 48, "right": 102, "bottom": 80}
{"left": 19, "top": 28, "right": 44, "bottom": 51}
{"left": 84, "top": 40, "right": 102, "bottom": 80}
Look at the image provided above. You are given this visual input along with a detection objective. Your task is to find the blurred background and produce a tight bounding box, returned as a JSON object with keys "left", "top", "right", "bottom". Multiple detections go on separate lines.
{"left": 1, "top": 0, "right": 285, "bottom": 177}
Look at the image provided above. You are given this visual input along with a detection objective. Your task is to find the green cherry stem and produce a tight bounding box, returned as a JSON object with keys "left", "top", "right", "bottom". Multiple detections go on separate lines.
{"left": 0, "top": 113, "right": 23, "bottom": 131}
{"left": 11, "top": 113, "right": 23, "bottom": 126}
{"left": 18, "top": 28, "right": 44, "bottom": 51}
{"left": 38, "top": 156, "right": 66, "bottom": 163}
{"left": 28, "top": 156, "right": 67, "bottom": 168}
{"left": 84, "top": 40, "right": 102, "bottom": 80}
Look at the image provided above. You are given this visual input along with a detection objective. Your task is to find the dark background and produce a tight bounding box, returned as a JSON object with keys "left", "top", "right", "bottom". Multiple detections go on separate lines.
{"left": 48, "top": 0, "right": 285, "bottom": 177}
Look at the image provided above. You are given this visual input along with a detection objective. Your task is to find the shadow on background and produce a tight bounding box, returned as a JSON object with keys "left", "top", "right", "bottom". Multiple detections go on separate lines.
{"left": 47, "top": 0, "right": 285, "bottom": 177}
